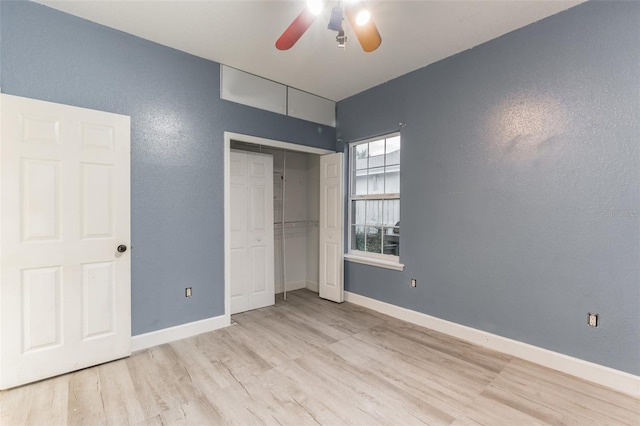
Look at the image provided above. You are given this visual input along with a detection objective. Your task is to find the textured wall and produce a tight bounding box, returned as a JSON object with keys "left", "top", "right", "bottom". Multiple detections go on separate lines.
{"left": 338, "top": 1, "right": 640, "bottom": 375}
{"left": 0, "top": 1, "right": 335, "bottom": 335}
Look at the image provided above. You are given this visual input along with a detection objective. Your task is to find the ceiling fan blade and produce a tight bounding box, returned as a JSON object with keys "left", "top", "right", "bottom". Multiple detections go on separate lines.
{"left": 276, "top": 8, "right": 319, "bottom": 50}
{"left": 345, "top": 5, "right": 382, "bottom": 52}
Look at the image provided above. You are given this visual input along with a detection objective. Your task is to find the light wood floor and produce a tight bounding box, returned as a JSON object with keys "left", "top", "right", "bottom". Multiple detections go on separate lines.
{"left": 1, "top": 289, "right": 638, "bottom": 425}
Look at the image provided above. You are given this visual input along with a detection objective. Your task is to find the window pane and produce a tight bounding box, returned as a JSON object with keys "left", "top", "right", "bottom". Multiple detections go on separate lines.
{"left": 367, "top": 167, "right": 384, "bottom": 194}
{"left": 355, "top": 144, "right": 368, "bottom": 170}
{"left": 348, "top": 135, "right": 400, "bottom": 259}
{"left": 352, "top": 200, "right": 365, "bottom": 225}
{"left": 352, "top": 225, "right": 365, "bottom": 251}
{"left": 368, "top": 140, "right": 385, "bottom": 168}
{"left": 365, "top": 226, "right": 382, "bottom": 254}
{"left": 385, "top": 136, "right": 400, "bottom": 165}
{"left": 353, "top": 170, "right": 367, "bottom": 195}
{"left": 366, "top": 200, "right": 382, "bottom": 226}
{"left": 383, "top": 200, "right": 400, "bottom": 226}
{"left": 385, "top": 166, "right": 400, "bottom": 194}
{"left": 383, "top": 227, "right": 400, "bottom": 256}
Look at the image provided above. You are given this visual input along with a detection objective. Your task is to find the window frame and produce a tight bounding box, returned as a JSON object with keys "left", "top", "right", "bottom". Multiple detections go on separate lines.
{"left": 346, "top": 133, "right": 404, "bottom": 270}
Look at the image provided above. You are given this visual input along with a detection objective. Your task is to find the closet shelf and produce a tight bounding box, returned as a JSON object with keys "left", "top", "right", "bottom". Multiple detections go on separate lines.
{"left": 274, "top": 220, "right": 319, "bottom": 229}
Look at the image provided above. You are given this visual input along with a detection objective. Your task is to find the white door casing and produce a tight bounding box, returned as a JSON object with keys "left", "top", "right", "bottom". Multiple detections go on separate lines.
{"left": 229, "top": 150, "right": 274, "bottom": 314}
{"left": 223, "top": 132, "right": 337, "bottom": 318}
{"left": 0, "top": 94, "right": 131, "bottom": 389}
{"left": 319, "top": 153, "right": 344, "bottom": 303}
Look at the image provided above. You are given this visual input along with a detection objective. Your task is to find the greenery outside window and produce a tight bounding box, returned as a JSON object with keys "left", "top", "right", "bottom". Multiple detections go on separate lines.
{"left": 348, "top": 134, "right": 401, "bottom": 266}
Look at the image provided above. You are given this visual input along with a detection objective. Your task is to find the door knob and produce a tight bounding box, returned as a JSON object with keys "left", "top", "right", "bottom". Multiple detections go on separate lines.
{"left": 329, "top": 234, "right": 333, "bottom": 238}
{"left": 257, "top": 236, "right": 262, "bottom": 242}
{"left": 117, "top": 244, "right": 127, "bottom": 253}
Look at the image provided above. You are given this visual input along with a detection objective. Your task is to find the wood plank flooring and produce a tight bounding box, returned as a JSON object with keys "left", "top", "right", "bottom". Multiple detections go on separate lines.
{"left": 1, "top": 289, "right": 638, "bottom": 425}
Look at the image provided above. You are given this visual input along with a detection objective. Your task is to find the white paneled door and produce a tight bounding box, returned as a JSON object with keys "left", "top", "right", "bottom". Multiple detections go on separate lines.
{"left": 319, "top": 153, "right": 344, "bottom": 303}
{"left": 0, "top": 94, "right": 131, "bottom": 389}
{"left": 230, "top": 150, "right": 274, "bottom": 314}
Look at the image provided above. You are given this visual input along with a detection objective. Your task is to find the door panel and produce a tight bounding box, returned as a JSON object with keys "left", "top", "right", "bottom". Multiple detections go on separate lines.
{"left": 230, "top": 153, "right": 248, "bottom": 314}
{"left": 247, "top": 154, "right": 274, "bottom": 310}
{"left": 0, "top": 94, "right": 131, "bottom": 389}
{"left": 22, "top": 266, "right": 62, "bottom": 352}
{"left": 81, "top": 163, "right": 113, "bottom": 238}
{"left": 324, "top": 243, "right": 338, "bottom": 288}
{"left": 250, "top": 185, "right": 266, "bottom": 231}
{"left": 230, "top": 248, "right": 248, "bottom": 313}
{"left": 229, "top": 151, "right": 274, "bottom": 314}
{"left": 21, "top": 115, "right": 60, "bottom": 144}
{"left": 81, "top": 122, "right": 114, "bottom": 149}
{"left": 22, "top": 159, "right": 61, "bottom": 241}
{"left": 251, "top": 246, "right": 267, "bottom": 293}
{"left": 82, "top": 261, "right": 116, "bottom": 339}
{"left": 325, "top": 186, "right": 339, "bottom": 228}
{"left": 250, "top": 159, "right": 266, "bottom": 178}
{"left": 319, "top": 153, "right": 344, "bottom": 303}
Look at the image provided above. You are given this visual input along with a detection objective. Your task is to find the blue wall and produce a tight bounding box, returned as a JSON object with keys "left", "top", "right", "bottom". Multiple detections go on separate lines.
{"left": 338, "top": 1, "right": 640, "bottom": 375}
{"left": 0, "top": 1, "right": 335, "bottom": 335}
{"left": 2, "top": 0, "right": 638, "bottom": 375}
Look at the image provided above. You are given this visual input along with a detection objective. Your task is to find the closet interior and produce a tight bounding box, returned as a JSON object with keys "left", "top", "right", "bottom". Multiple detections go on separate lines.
{"left": 231, "top": 141, "right": 320, "bottom": 300}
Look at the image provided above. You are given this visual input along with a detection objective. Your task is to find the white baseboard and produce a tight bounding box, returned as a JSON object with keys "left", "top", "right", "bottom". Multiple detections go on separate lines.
{"left": 276, "top": 280, "right": 308, "bottom": 294}
{"left": 306, "top": 280, "right": 319, "bottom": 292}
{"left": 344, "top": 291, "right": 640, "bottom": 398}
{"left": 131, "top": 314, "right": 230, "bottom": 352}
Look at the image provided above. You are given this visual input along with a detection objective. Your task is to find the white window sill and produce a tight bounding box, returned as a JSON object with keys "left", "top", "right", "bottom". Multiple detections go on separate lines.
{"left": 344, "top": 254, "right": 405, "bottom": 271}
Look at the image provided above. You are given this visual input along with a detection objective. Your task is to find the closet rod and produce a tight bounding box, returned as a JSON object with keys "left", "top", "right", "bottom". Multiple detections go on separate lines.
{"left": 274, "top": 220, "right": 318, "bottom": 226}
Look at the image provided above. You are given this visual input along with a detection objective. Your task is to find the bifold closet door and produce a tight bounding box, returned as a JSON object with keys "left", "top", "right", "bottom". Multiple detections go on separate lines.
{"left": 229, "top": 150, "right": 274, "bottom": 314}
{"left": 319, "top": 152, "right": 344, "bottom": 303}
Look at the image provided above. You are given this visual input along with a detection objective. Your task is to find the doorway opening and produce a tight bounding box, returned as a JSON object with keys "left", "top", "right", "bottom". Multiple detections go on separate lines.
{"left": 231, "top": 142, "right": 320, "bottom": 299}
{"left": 223, "top": 132, "right": 339, "bottom": 320}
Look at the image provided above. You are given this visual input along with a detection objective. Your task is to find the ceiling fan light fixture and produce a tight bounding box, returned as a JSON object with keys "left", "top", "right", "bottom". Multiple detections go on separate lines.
{"left": 355, "top": 9, "right": 371, "bottom": 26}
{"left": 327, "top": 6, "right": 344, "bottom": 31}
{"left": 336, "top": 30, "right": 347, "bottom": 48}
{"left": 345, "top": 3, "right": 381, "bottom": 52}
{"left": 306, "top": 0, "right": 324, "bottom": 16}
{"left": 277, "top": 1, "right": 381, "bottom": 52}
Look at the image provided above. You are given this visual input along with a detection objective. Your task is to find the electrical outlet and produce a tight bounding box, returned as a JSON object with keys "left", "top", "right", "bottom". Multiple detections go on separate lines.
{"left": 185, "top": 287, "right": 192, "bottom": 297}
{"left": 588, "top": 313, "right": 598, "bottom": 327}
{"left": 410, "top": 278, "right": 417, "bottom": 288}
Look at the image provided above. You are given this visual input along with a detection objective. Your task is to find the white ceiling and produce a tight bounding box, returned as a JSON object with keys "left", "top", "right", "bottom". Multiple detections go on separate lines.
{"left": 36, "top": 0, "right": 585, "bottom": 102}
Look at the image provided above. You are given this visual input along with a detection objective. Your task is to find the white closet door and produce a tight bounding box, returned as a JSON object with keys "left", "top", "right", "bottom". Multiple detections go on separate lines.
{"left": 319, "top": 153, "right": 344, "bottom": 303}
{"left": 229, "top": 151, "right": 249, "bottom": 314}
{"left": 230, "top": 151, "right": 274, "bottom": 314}
{"left": 0, "top": 94, "right": 131, "bottom": 389}
{"left": 246, "top": 153, "right": 274, "bottom": 309}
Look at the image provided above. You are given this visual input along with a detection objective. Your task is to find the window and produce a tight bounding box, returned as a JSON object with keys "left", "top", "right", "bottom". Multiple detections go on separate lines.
{"left": 348, "top": 134, "right": 402, "bottom": 269}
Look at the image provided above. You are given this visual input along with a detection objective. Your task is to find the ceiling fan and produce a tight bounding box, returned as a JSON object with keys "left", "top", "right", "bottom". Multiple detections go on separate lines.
{"left": 276, "top": 0, "right": 382, "bottom": 52}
